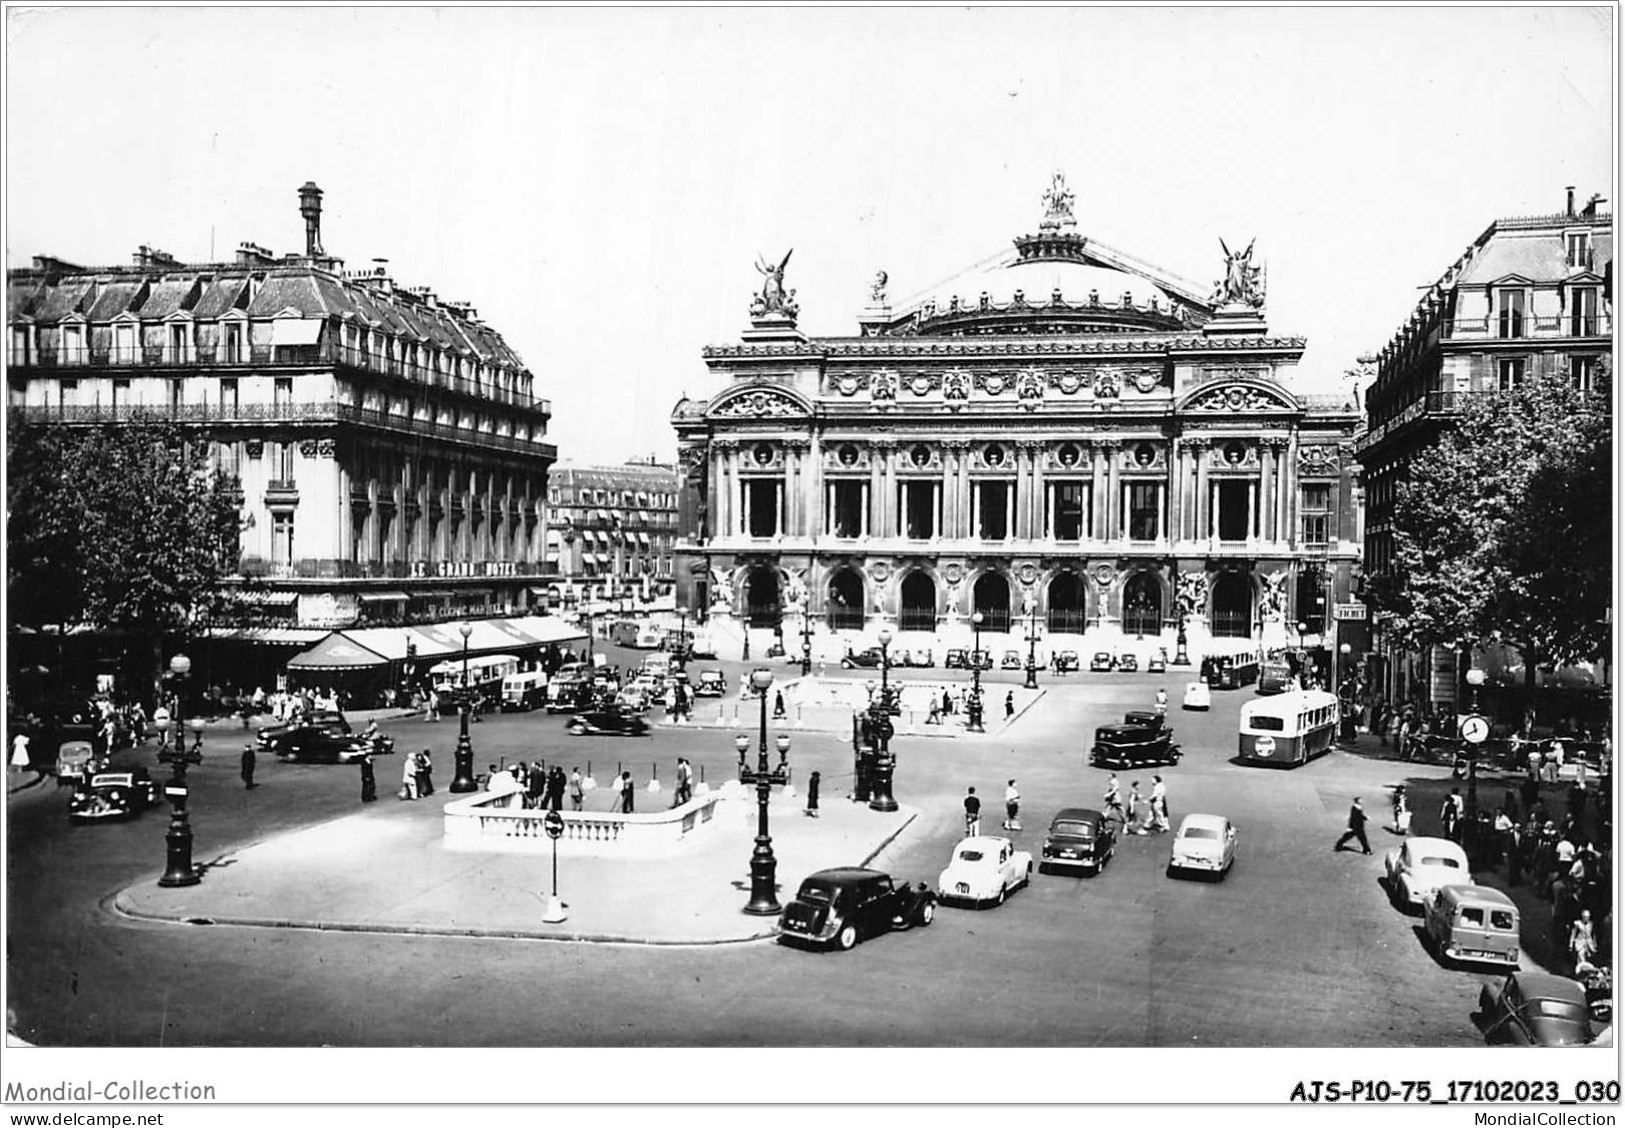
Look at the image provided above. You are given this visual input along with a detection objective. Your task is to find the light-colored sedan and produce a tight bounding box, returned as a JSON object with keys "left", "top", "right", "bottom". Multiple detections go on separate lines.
{"left": 1168, "top": 813, "right": 1237, "bottom": 880}
{"left": 1182, "top": 681, "right": 1212, "bottom": 711}
{"left": 937, "top": 836, "right": 1033, "bottom": 907}
{"left": 1384, "top": 836, "right": 1470, "bottom": 911}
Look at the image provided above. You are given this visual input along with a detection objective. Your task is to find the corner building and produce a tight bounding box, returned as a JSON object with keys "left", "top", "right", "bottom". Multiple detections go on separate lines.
{"left": 672, "top": 180, "right": 1361, "bottom": 662}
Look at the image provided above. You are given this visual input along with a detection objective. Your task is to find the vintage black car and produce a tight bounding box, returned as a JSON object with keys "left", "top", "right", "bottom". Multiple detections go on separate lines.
{"left": 944, "top": 649, "right": 970, "bottom": 670}
{"left": 1477, "top": 972, "right": 1599, "bottom": 1046}
{"left": 778, "top": 867, "right": 936, "bottom": 951}
{"left": 1090, "top": 651, "right": 1115, "bottom": 672}
{"left": 271, "top": 724, "right": 378, "bottom": 764}
{"left": 566, "top": 708, "right": 651, "bottom": 737}
{"left": 69, "top": 767, "right": 160, "bottom": 822}
{"left": 1055, "top": 650, "right": 1081, "bottom": 673}
{"left": 256, "top": 710, "right": 350, "bottom": 752}
{"left": 1090, "top": 711, "right": 1181, "bottom": 768}
{"left": 1118, "top": 654, "right": 1139, "bottom": 673}
{"left": 841, "top": 648, "right": 886, "bottom": 669}
{"left": 1040, "top": 807, "right": 1116, "bottom": 875}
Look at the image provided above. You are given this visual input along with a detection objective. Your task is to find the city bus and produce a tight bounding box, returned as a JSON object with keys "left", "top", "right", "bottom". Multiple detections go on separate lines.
{"left": 1202, "top": 653, "right": 1260, "bottom": 690}
{"left": 1257, "top": 661, "right": 1294, "bottom": 695}
{"left": 1237, "top": 689, "right": 1339, "bottom": 768}
{"left": 428, "top": 653, "right": 523, "bottom": 712}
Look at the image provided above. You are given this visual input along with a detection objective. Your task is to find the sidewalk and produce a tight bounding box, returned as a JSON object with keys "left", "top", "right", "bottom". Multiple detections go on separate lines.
{"left": 113, "top": 786, "right": 919, "bottom": 945}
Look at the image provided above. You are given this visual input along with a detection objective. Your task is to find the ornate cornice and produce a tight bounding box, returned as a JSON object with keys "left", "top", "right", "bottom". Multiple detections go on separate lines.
{"left": 702, "top": 335, "right": 1308, "bottom": 361}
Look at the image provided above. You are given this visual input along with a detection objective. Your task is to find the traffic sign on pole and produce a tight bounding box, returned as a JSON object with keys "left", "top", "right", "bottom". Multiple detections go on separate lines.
{"left": 1333, "top": 603, "right": 1367, "bottom": 622}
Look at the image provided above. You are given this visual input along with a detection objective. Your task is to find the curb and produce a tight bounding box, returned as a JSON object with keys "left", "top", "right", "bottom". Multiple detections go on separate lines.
{"left": 103, "top": 805, "right": 925, "bottom": 949}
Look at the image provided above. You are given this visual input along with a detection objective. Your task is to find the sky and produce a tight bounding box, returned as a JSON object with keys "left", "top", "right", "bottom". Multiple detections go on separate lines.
{"left": 5, "top": 6, "right": 1615, "bottom": 466}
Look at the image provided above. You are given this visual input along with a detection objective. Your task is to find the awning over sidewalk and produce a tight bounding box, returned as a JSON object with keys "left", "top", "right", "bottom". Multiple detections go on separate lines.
{"left": 286, "top": 635, "right": 392, "bottom": 671}
{"left": 205, "top": 626, "right": 329, "bottom": 645}
{"left": 287, "top": 615, "right": 588, "bottom": 671}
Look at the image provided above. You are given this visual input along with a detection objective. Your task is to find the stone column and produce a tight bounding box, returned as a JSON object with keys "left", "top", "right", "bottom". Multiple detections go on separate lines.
{"left": 1168, "top": 440, "right": 1184, "bottom": 547}
{"left": 879, "top": 440, "right": 897, "bottom": 539}
{"left": 946, "top": 440, "right": 970, "bottom": 539}
{"left": 1029, "top": 440, "right": 1047, "bottom": 542}
{"left": 1192, "top": 439, "right": 1210, "bottom": 546}
{"left": 1282, "top": 435, "right": 1299, "bottom": 550}
{"left": 1157, "top": 482, "right": 1167, "bottom": 544}
{"left": 1258, "top": 439, "right": 1275, "bottom": 543}
{"left": 806, "top": 433, "right": 824, "bottom": 537}
{"left": 1089, "top": 441, "right": 1106, "bottom": 542}
{"left": 1247, "top": 480, "right": 1258, "bottom": 544}
{"left": 1104, "top": 440, "right": 1122, "bottom": 543}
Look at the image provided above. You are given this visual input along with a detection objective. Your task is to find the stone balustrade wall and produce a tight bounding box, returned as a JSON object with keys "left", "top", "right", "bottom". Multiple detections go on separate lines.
{"left": 442, "top": 785, "right": 738, "bottom": 856}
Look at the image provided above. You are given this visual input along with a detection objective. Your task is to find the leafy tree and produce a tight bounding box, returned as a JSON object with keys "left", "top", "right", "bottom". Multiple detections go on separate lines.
{"left": 1372, "top": 362, "right": 1612, "bottom": 695}
{"left": 7, "top": 418, "right": 242, "bottom": 682}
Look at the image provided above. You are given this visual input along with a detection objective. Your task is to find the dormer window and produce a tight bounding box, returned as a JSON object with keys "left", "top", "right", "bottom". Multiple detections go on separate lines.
{"left": 222, "top": 321, "right": 244, "bottom": 364}
{"left": 61, "top": 324, "right": 85, "bottom": 365}
{"left": 167, "top": 323, "right": 191, "bottom": 364}
{"left": 1565, "top": 230, "right": 1592, "bottom": 269}
{"left": 1496, "top": 289, "right": 1525, "bottom": 339}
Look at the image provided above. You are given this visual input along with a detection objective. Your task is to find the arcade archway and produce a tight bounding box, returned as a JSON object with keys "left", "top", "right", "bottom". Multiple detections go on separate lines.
{"left": 827, "top": 570, "right": 865, "bottom": 631}
{"left": 744, "top": 566, "right": 782, "bottom": 629}
{"left": 899, "top": 571, "right": 937, "bottom": 632}
{"left": 1047, "top": 572, "right": 1086, "bottom": 633}
{"left": 972, "top": 572, "right": 1011, "bottom": 632}
{"left": 1121, "top": 571, "right": 1162, "bottom": 638}
{"left": 1211, "top": 571, "right": 1253, "bottom": 638}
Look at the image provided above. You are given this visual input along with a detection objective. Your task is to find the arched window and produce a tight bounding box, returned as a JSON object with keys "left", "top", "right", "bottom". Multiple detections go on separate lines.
{"left": 745, "top": 566, "right": 781, "bottom": 628}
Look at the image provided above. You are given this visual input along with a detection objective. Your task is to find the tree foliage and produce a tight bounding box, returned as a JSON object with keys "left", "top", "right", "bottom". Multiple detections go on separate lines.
{"left": 1371, "top": 363, "right": 1612, "bottom": 673}
{"left": 6, "top": 419, "right": 242, "bottom": 639}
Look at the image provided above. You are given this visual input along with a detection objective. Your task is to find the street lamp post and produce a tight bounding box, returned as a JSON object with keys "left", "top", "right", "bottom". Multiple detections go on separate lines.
{"left": 870, "top": 628, "right": 898, "bottom": 811}
{"left": 1464, "top": 666, "right": 1487, "bottom": 862}
{"left": 450, "top": 622, "right": 477, "bottom": 793}
{"left": 675, "top": 607, "right": 689, "bottom": 674}
{"left": 1023, "top": 597, "right": 1040, "bottom": 690}
{"left": 743, "top": 668, "right": 780, "bottom": 915}
{"left": 1173, "top": 607, "right": 1190, "bottom": 666}
{"left": 156, "top": 653, "right": 201, "bottom": 888}
{"left": 800, "top": 603, "right": 813, "bottom": 677}
{"left": 969, "top": 611, "right": 985, "bottom": 733}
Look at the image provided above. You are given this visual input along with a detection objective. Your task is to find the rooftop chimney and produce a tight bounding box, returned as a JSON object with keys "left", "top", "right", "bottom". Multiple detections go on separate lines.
{"left": 1566, "top": 186, "right": 1576, "bottom": 218}
{"left": 298, "top": 181, "right": 324, "bottom": 256}
{"left": 1583, "top": 193, "right": 1606, "bottom": 218}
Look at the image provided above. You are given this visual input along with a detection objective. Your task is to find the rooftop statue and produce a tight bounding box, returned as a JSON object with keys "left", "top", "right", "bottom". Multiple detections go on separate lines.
{"left": 1039, "top": 171, "right": 1076, "bottom": 230}
{"left": 751, "top": 249, "right": 798, "bottom": 320}
{"left": 869, "top": 269, "right": 889, "bottom": 304}
{"left": 1213, "top": 238, "right": 1266, "bottom": 309}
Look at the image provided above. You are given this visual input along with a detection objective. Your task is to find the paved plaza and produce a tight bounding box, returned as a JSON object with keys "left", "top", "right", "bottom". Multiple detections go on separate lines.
{"left": 5, "top": 655, "right": 1594, "bottom": 1047}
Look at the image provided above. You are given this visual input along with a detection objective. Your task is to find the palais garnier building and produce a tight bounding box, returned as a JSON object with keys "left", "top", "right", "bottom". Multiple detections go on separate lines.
{"left": 671, "top": 175, "right": 1361, "bottom": 664}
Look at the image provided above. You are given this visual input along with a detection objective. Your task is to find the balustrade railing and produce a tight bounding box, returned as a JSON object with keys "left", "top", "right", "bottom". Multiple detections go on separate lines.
{"left": 897, "top": 608, "right": 938, "bottom": 632}
{"left": 1441, "top": 313, "right": 1611, "bottom": 340}
{"left": 10, "top": 338, "right": 551, "bottom": 417}
{"left": 1047, "top": 609, "right": 1086, "bottom": 633}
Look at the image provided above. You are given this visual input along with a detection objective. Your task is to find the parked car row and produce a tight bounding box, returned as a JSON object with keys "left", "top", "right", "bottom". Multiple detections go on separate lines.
{"left": 1382, "top": 836, "right": 1607, "bottom": 1045}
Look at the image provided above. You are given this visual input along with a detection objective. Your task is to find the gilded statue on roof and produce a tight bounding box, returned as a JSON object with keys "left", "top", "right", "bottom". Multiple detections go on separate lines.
{"left": 1213, "top": 238, "right": 1265, "bottom": 308}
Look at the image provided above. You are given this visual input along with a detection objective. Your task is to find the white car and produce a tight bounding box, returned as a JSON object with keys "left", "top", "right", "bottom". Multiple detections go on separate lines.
{"left": 936, "top": 836, "right": 1033, "bottom": 907}
{"left": 1168, "top": 813, "right": 1237, "bottom": 880}
{"left": 1384, "top": 836, "right": 1470, "bottom": 911}
{"left": 1182, "top": 681, "right": 1212, "bottom": 711}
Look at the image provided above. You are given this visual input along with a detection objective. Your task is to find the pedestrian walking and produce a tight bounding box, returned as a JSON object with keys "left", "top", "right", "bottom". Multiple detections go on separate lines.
{"left": 1441, "top": 787, "right": 1464, "bottom": 842}
{"left": 619, "top": 770, "right": 636, "bottom": 814}
{"left": 547, "top": 765, "right": 567, "bottom": 812}
{"left": 773, "top": 690, "right": 787, "bottom": 720}
{"left": 926, "top": 698, "right": 942, "bottom": 725}
{"left": 569, "top": 766, "right": 585, "bottom": 810}
{"left": 1126, "top": 780, "right": 1147, "bottom": 835}
{"left": 400, "top": 751, "right": 420, "bottom": 800}
{"left": 1149, "top": 774, "right": 1170, "bottom": 833}
{"left": 359, "top": 753, "right": 377, "bottom": 803}
{"left": 417, "top": 749, "right": 435, "bottom": 798}
{"left": 1334, "top": 797, "right": 1372, "bottom": 854}
{"left": 9, "top": 732, "right": 29, "bottom": 774}
{"left": 526, "top": 762, "right": 546, "bottom": 810}
{"left": 1392, "top": 784, "right": 1411, "bottom": 834}
{"left": 1004, "top": 691, "right": 1015, "bottom": 721}
{"left": 1003, "top": 779, "right": 1021, "bottom": 831}
{"left": 427, "top": 689, "right": 440, "bottom": 721}
{"left": 1102, "top": 773, "right": 1126, "bottom": 830}
{"left": 240, "top": 743, "right": 257, "bottom": 790}
{"left": 963, "top": 787, "right": 982, "bottom": 837}
{"left": 1570, "top": 908, "right": 1598, "bottom": 971}
{"left": 805, "top": 769, "right": 821, "bottom": 818}
{"left": 672, "top": 757, "right": 693, "bottom": 807}
{"left": 1154, "top": 687, "right": 1168, "bottom": 716}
